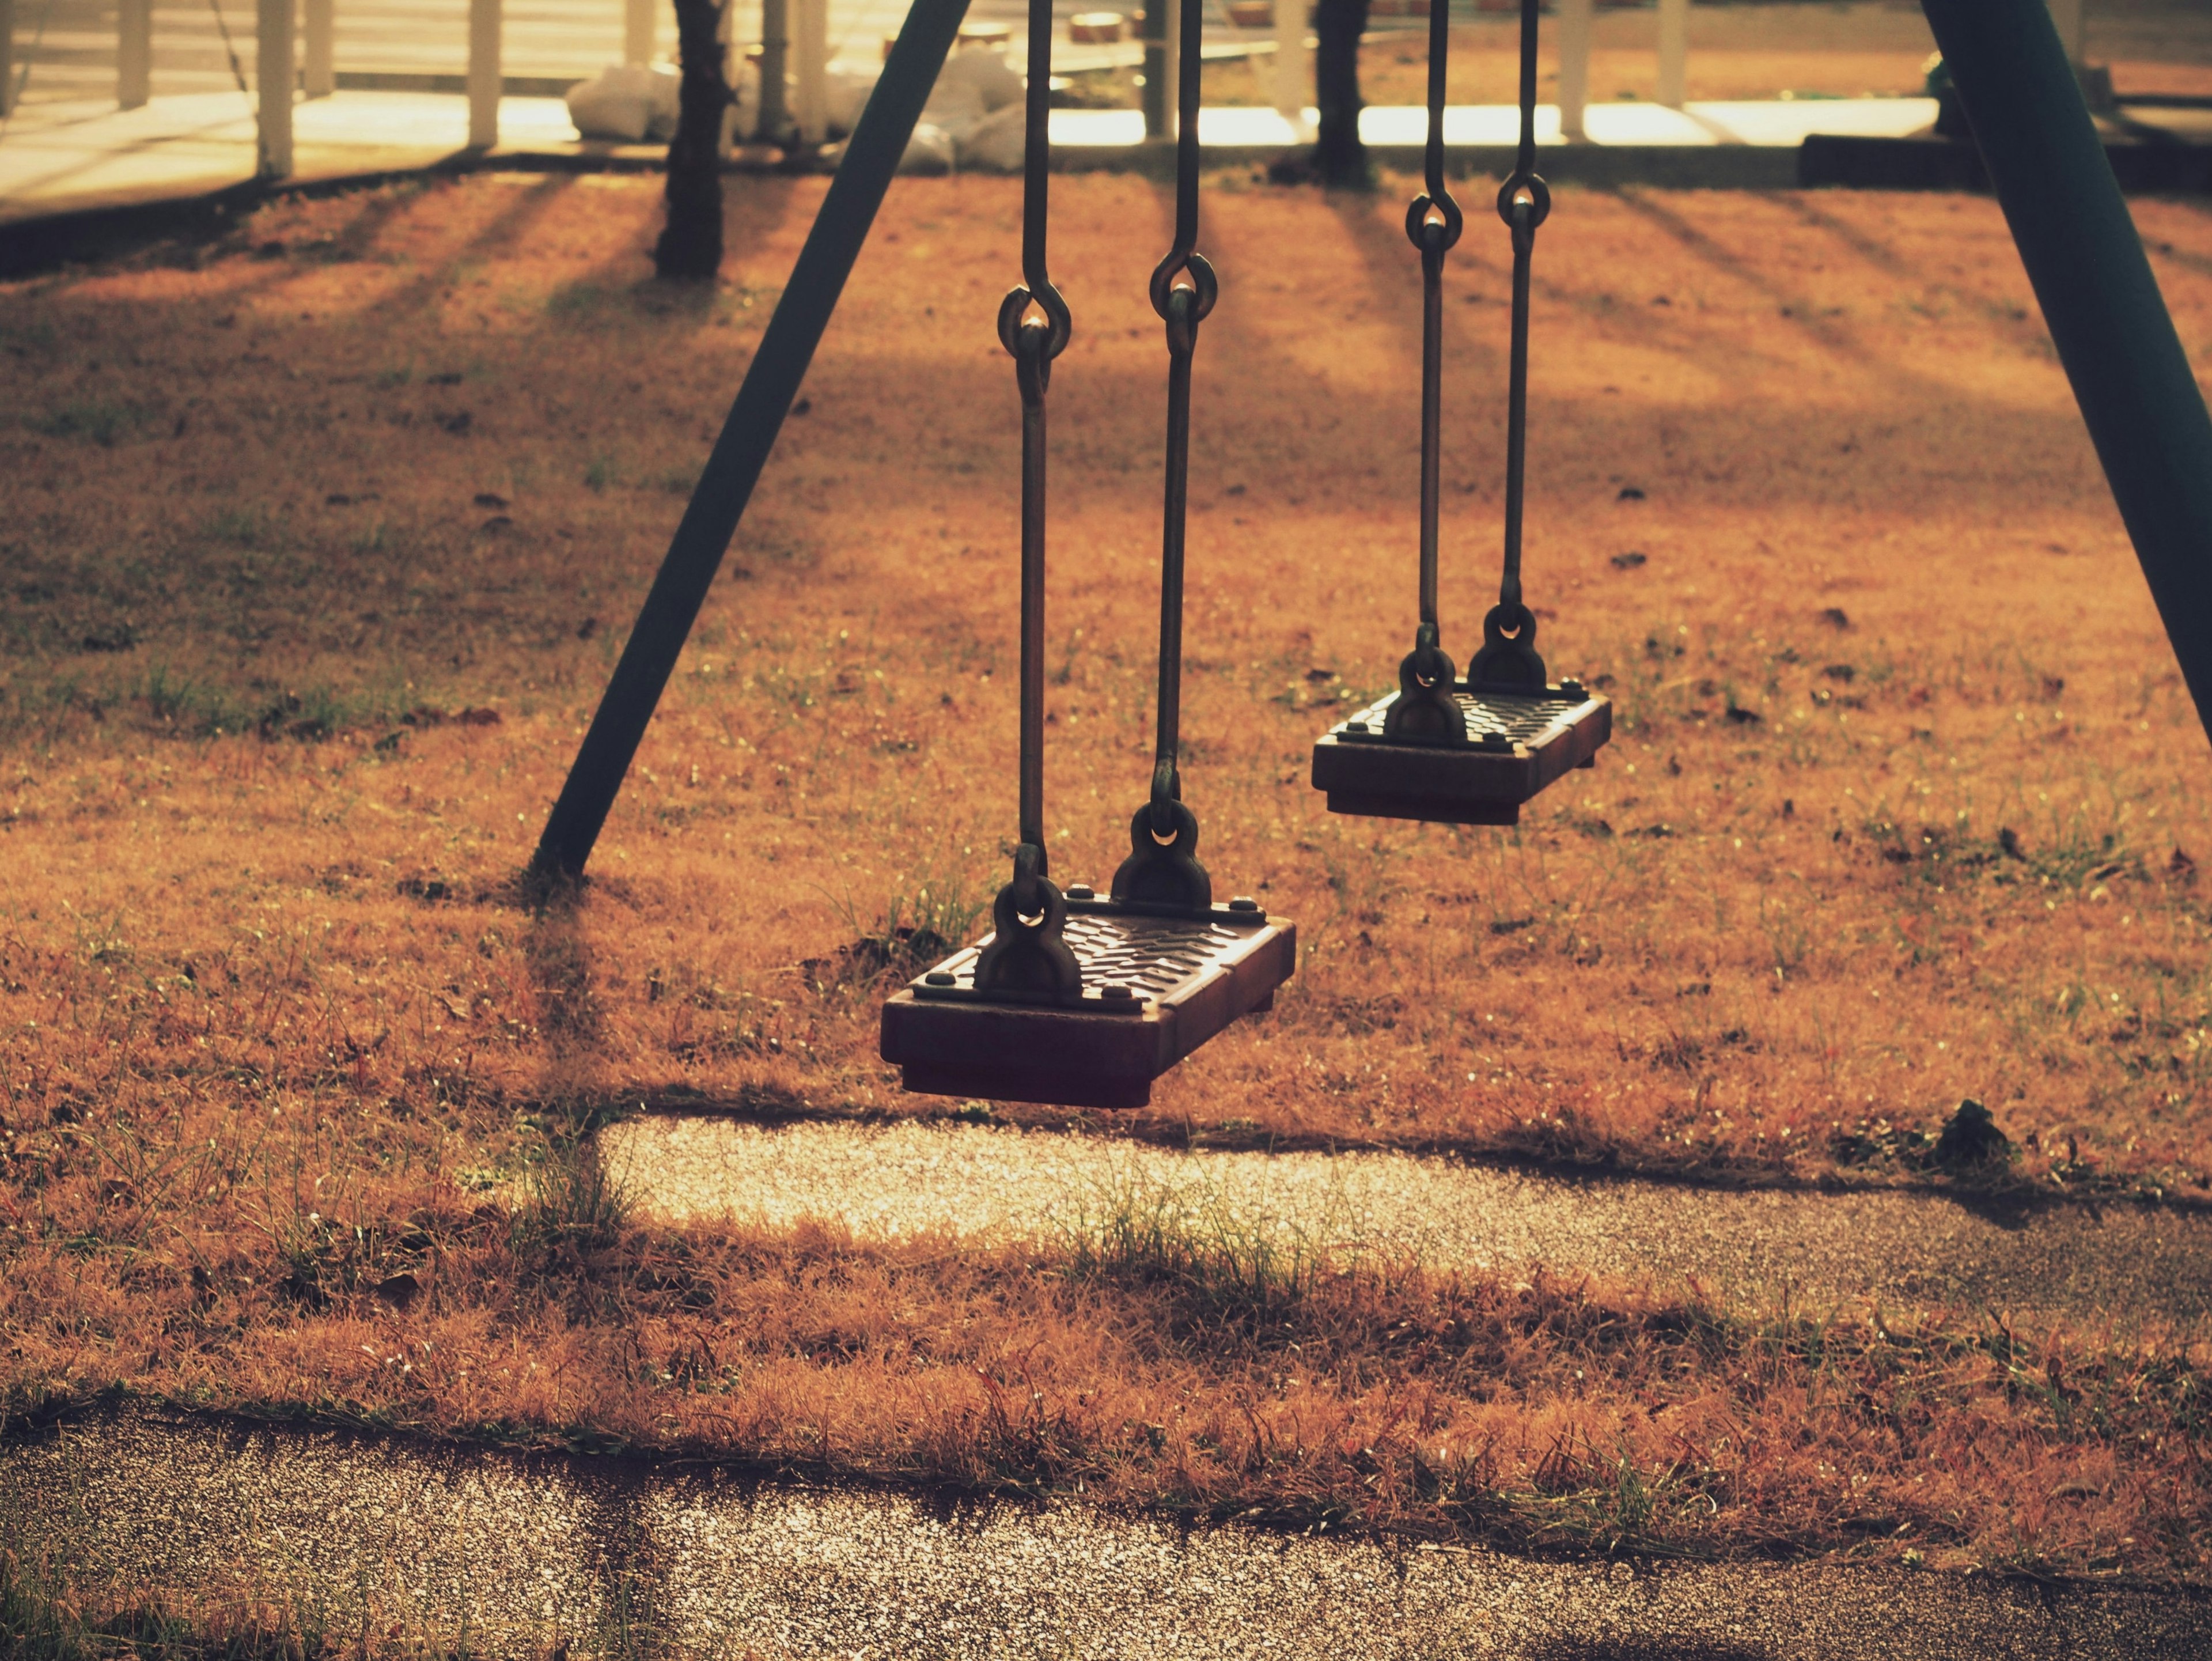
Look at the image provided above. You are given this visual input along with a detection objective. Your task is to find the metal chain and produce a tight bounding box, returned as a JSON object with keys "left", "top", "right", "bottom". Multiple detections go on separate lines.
{"left": 1497, "top": 0, "right": 1551, "bottom": 615}
{"left": 1144, "top": 0, "right": 1215, "bottom": 834}
{"left": 1464, "top": 0, "right": 1554, "bottom": 692}
{"left": 1404, "top": 0, "right": 1462, "bottom": 674}
{"left": 993, "top": 0, "right": 1071, "bottom": 910}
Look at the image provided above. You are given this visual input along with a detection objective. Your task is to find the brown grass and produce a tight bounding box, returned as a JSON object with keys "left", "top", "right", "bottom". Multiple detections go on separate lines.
{"left": 3, "top": 1122, "right": 2207, "bottom": 1580}
{"left": 9, "top": 171, "right": 2212, "bottom": 1575}
{"left": 7, "top": 173, "right": 2212, "bottom": 1189}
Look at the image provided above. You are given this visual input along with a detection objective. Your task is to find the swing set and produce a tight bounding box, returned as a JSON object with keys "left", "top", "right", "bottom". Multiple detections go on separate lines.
{"left": 528, "top": 0, "right": 2212, "bottom": 1113}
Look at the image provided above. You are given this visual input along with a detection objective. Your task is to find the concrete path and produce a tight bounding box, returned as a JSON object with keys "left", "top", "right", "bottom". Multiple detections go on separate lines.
{"left": 0, "top": 84, "right": 1945, "bottom": 224}
{"left": 608, "top": 1117, "right": 2212, "bottom": 1332}
{"left": 3, "top": 1412, "right": 2204, "bottom": 1659}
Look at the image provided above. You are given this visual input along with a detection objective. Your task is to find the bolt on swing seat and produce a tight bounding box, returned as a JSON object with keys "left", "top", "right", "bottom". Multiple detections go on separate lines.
{"left": 879, "top": 0, "right": 1292, "bottom": 1110}
{"left": 1311, "top": 0, "right": 1609, "bottom": 828}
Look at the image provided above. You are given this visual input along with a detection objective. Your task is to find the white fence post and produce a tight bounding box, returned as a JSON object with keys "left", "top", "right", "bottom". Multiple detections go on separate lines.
{"left": 624, "top": 0, "right": 654, "bottom": 66}
{"left": 304, "top": 0, "right": 334, "bottom": 96}
{"left": 1557, "top": 0, "right": 1591, "bottom": 141}
{"left": 257, "top": 0, "right": 294, "bottom": 175}
{"left": 1161, "top": 0, "right": 1180, "bottom": 141}
{"left": 1273, "top": 0, "right": 1304, "bottom": 121}
{"left": 1655, "top": 0, "right": 1687, "bottom": 108}
{"left": 118, "top": 0, "right": 151, "bottom": 108}
{"left": 757, "top": 0, "right": 789, "bottom": 141}
{"left": 468, "top": 0, "right": 501, "bottom": 148}
{"left": 794, "top": 0, "right": 825, "bottom": 143}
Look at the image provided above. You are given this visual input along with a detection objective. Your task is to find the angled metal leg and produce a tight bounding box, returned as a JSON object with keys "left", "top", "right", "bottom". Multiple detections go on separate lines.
{"left": 533, "top": 0, "right": 972, "bottom": 879}
{"left": 1922, "top": 0, "right": 2212, "bottom": 741}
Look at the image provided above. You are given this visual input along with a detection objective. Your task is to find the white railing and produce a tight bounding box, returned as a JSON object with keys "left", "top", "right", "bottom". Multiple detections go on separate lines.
{"left": 1558, "top": 0, "right": 2094, "bottom": 140}
{"left": 0, "top": 0, "right": 2118, "bottom": 184}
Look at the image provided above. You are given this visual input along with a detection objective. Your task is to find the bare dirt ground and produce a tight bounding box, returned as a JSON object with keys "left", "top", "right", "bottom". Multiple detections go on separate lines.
{"left": 6, "top": 172, "right": 2212, "bottom": 1580}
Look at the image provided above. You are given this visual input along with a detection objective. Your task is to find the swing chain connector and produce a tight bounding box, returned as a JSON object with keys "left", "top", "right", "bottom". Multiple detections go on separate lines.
{"left": 1384, "top": 621, "right": 1468, "bottom": 743}
{"left": 1468, "top": 599, "right": 1549, "bottom": 691}
{"left": 1111, "top": 758, "right": 1213, "bottom": 914}
{"left": 997, "top": 279, "right": 1073, "bottom": 403}
{"left": 1149, "top": 251, "right": 1218, "bottom": 357}
{"left": 1495, "top": 171, "right": 1552, "bottom": 240}
{"left": 1404, "top": 190, "right": 1464, "bottom": 259}
{"left": 974, "top": 840, "right": 1083, "bottom": 999}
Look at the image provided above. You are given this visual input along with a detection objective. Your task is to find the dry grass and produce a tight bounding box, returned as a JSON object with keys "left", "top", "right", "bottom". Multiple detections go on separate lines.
{"left": 8, "top": 173, "right": 2212, "bottom": 1188}
{"left": 3, "top": 1126, "right": 2209, "bottom": 1580}
{"left": 9, "top": 170, "right": 2212, "bottom": 1576}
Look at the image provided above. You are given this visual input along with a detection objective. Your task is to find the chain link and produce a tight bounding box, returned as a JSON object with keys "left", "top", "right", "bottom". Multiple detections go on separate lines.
{"left": 1144, "top": 0, "right": 1210, "bottom": 832}
{"left": 997, "top": 0, "right": 1070, "bottom": 915}
{"left": 1108, "top": 0, "right": 1215, "bottom": 914}
{"left": 1406, "top": 0, "right": 1461, "bottom": 678}
{"left": 1468, "top": 0, "right": 1554, "bottom": 691}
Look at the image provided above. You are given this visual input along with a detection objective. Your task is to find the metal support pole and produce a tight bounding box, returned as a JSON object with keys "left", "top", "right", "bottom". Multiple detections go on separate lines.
{"left": 1921, "top": 0, "right": 2212, "bottom": 742}
{"left": 468, "top": 0, "right": 501, "bottom": 147}
{"left": 118, "top": 0, "right": 151, "bottom": 108}
{"left": 757, "top": 0, "right": 789, "bottom": 141}
{"left": 1272, "top": 0, "right": 1304, "bottom": 123}
{"left": 533, "top": 0, "right": 975, "bottom": 879}
{"left": 256, "top": 0, "right": 294, "bottom": 176}
{"left": 1655, "top": 0, "right": 1687, "bottom": 109}
{"left": 1556, "top": 0, "right": 1590, "bottom": 141}
{"left": 304, "top": 0, "right": 334, "bottom": 96}
{"left": 0, "top": 0, "right": 15, "bottom": 120}
{"left": 624, "top": 0, "right": 655, "bottom": 65}
{"left": 794, "top": 0, "right": 827, "bottom": 143}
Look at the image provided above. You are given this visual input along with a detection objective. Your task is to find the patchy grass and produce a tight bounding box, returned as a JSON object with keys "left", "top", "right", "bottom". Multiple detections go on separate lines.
{"left": 0, "top": 1550, "right": 330, "bottom": 1661}
{"left": 7, "top": 173, "right": 2212, "bottom": 1188}
{"left": 8, "top": 171, "right": 2212, "bottom": 1573}
{"left": 3, "top": 1136, "right": 2208, "bottom": 1580}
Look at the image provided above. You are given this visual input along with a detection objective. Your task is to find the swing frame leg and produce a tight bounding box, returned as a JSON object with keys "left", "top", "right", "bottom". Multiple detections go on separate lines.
{"left": 531, "top": 0, "right": 973, "bottom": 880}
{"left": 1920, "top": 0, "right": 2212, "bottom": 742}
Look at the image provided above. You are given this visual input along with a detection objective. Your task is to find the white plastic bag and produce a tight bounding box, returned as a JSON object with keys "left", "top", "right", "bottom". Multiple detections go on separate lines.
{"left": 899, "top": 122, "right": 957, "bottom": 174}
{"left": 565, "top": 65, "right": 681, "bottom": 143}
{"left": 957, "top": 101, "right": 1025, "bottom": 173}
{"left": 919, "top": 79, "right": 988, "bottom": 143}
{"left": 826, "top": 67, "right": 877, "bottom": 135}
{"left": 937, "top": 48, "right": 1024, "bottom": 113}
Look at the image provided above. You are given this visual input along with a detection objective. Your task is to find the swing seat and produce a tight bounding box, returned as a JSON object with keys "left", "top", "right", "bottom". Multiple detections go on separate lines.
{"left": 880, "top": 891, "right": 1295, "bottom": 1108}
{"left": 1310, "top": 679, "right": 1610, "bottom": 826}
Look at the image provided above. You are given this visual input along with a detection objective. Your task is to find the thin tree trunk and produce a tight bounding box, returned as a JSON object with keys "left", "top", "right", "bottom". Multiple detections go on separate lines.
{"left": 1312, "top": 0, "right": 1370, "bottom": 186}
{"left": 656, "top": 0, "right": 731, "bottom": 280}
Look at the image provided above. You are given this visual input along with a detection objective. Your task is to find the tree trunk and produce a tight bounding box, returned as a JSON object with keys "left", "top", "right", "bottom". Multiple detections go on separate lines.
{"left": 1312, "top": 0, "right": 1371, "bottom": 187}
{"left": 656, "top": 0, "right": 731, "bottom": 281}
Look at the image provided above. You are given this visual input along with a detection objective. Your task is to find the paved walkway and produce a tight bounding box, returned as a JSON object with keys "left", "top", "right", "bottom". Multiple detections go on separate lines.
{"left": 0, "top": 85, "right": 1944, "bottom": 222}
{"left": 5, "top": 1412, "right": 2205, "bottom": 1659}
{"left": 606, "top": 1117, "right": 2212, "bottom": 1332}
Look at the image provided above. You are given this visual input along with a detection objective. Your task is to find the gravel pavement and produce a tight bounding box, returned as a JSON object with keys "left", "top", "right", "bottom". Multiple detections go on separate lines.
{"left": 606, "top": 1115, "right": 2212, "bottom": 1331}
{"left": 3, "top": 1412, "right": 2206, "bottom": 1660}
